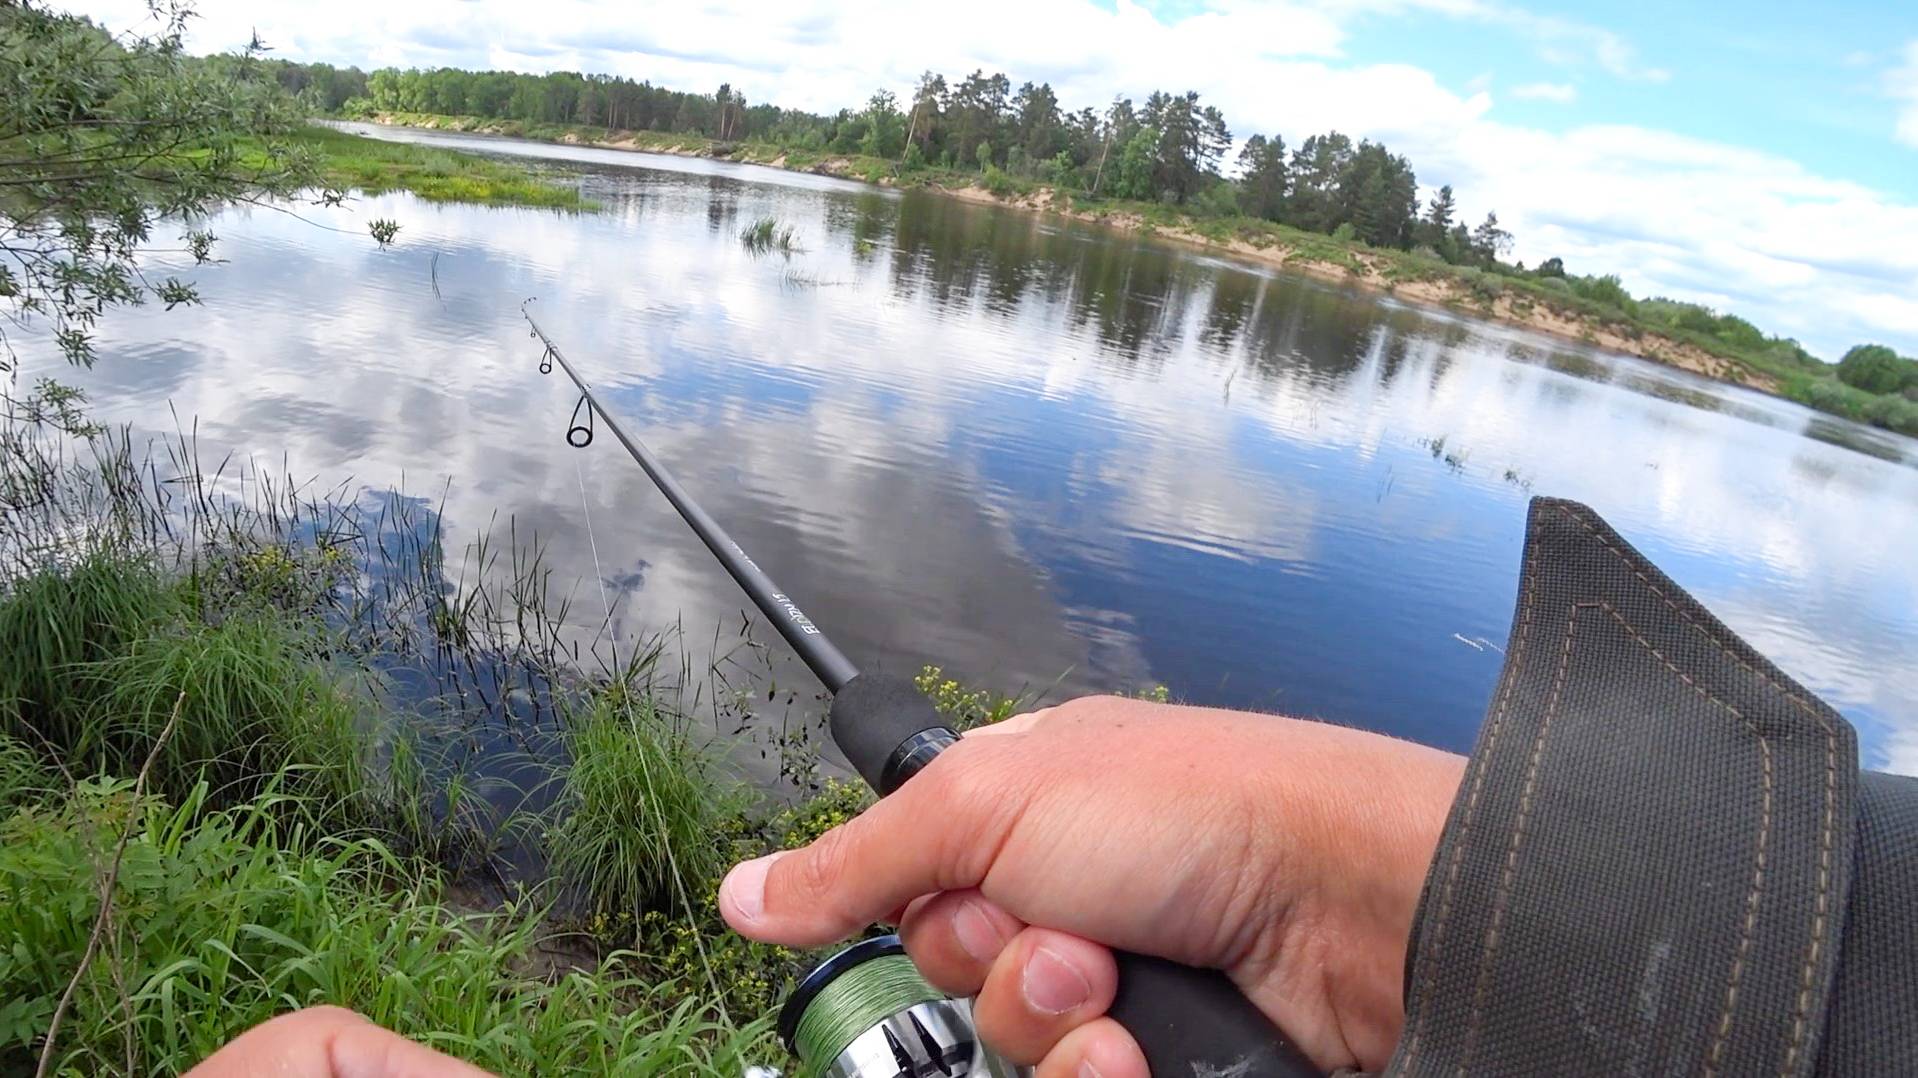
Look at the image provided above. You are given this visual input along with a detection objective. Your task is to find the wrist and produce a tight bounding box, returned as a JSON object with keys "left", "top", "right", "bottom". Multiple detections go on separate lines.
{"left": 1247, "top": 723, "right": 1465, "bottom": 1069}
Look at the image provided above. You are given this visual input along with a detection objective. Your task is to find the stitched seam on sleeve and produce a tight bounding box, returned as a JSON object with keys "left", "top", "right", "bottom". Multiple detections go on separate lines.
{"left": 1457, "top": 601, "right": 1772, "bottom": 1076}
{"left": 1456, "top": 599, "right": 1581, "bottom": 1073}
{"left": 1397, "top": 530, "right": 1543, "bottom": 1071}
{"left": 1553, "top": 503, "right": 1837, "bottom": 1077}
{"left": 1595, "top": 602, "right": 1771, "bottom": 1077}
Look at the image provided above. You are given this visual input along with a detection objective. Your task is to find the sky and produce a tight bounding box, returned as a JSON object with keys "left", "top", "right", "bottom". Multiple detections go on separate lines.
{"left": 73, "top": 0, "right": 1918, "bottom": 358}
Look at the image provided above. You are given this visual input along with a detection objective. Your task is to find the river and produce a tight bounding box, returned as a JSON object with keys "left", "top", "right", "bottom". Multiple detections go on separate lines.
{"left": 30, "top": 122, "right": 1918, "bottom": 774}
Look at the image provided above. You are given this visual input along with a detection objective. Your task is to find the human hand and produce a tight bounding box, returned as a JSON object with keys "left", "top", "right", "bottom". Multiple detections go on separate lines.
{"left": 719, "top": 695, "right": 1465, "bottom": 1076}
{"left": 185, "top": 1006, "right": 494, "bottom": 1078}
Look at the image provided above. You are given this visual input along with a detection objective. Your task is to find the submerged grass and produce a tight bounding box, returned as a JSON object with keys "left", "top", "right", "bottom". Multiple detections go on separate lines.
{"left": 738, "top": 215, "right": 799, "bottom": 256}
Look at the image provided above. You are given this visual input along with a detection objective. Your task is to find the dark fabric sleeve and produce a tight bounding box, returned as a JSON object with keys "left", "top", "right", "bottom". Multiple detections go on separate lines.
{"left": 1815, "top": 770, "right": 1918, "bottom": 1076}
{"left": 1384, "top": 498, "right": 1892, "bottom": 1077}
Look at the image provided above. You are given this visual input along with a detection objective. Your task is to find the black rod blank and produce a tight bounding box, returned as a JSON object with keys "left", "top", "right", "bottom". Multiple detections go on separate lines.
{"left": 522, "top": 302, "right": 861, "bottom": 694}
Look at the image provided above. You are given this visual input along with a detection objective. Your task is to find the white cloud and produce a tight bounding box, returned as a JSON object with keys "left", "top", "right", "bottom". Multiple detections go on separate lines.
{"left": 1510, "top": 81, "right": 1577, "bottom": 103}
{"left": 1892, "top": 40, "right": 1918, "bottom": 149}
{"left": 1321, "top": 0, "right": 1668, "bottom": 81}
{"left": 60, "top": 0, "right": 1918, "bottom": 355}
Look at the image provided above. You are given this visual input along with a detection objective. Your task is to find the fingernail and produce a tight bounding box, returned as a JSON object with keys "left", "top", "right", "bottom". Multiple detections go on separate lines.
{"left": 952, "top": 898, "right": 1009, "bottom": 962}
{"left": 1078, "top": 1062, "right": 1105, "bottom": 1078}
{"left": 1023, "top": 946, "right": 1091, "bottom": 1014}
{"left": 722, "top": 853, "right": 780, "bottom": 924}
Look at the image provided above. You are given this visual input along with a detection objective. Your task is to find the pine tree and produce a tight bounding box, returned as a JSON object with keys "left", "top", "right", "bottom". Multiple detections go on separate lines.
{"left": 1472, "top": 211, "right": 1513, "bottom": 262}
{"left": 1236, "top": 134, "right": 1288, "bottom": 222}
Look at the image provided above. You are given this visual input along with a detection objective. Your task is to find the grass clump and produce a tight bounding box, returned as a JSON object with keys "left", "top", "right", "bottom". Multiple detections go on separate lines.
{"left": 549, "top": 689, "right": 735, "bottom": 922}
{"left": 0, "top": 549, "right": 183, "bottom": 737}
{"left": 85, "top": 612, "right": 364, "bottom": 810}
{"left": 0, "top": 734, "right": 53, "bottom": 808}
{"left": 738, "top": 215, "right": 799, "bottom": 256}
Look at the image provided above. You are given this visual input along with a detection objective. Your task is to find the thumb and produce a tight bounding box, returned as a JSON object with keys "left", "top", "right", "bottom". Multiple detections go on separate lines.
{"left": 719, "top": 741, "right": 1028, "bottom": 946}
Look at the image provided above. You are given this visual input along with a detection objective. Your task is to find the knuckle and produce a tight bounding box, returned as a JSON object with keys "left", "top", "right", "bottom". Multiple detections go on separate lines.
{"left": 794, "top": 824, "right": 854, "bottom": 900}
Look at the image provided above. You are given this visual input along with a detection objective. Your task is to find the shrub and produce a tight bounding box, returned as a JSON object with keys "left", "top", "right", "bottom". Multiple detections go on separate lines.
{"left": 1043, "top": 150, "right": 1079, "bottom": 190}
{"left": 1330, "top": 222, "right": 1358, "bottom": 243}
{"left": 1190, "top": 182, "right": 1239, "bottom": 219}
{"left": 982, "top": 164, "right": 1017, "bottom": 197}
{"left": 1836, "top": 344, "right": 1911, "bottom": 394}
{"left": 1571, "top": 273, "right": 1634, "bottom": 313}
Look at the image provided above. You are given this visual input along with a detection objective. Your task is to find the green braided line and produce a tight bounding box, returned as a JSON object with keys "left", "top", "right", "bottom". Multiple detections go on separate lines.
{"left": 792, "top": 954, "right": 946, "bottom": 1076}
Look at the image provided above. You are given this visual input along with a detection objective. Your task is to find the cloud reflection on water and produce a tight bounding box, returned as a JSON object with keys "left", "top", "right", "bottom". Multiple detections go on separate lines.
{"left": 29, "top": 136, "right": 1918, "bottom": 771}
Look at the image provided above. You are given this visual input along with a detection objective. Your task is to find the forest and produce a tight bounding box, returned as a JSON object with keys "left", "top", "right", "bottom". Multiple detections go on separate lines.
{"left": 274, "top": 63, "right": 1502, "bottom": 262}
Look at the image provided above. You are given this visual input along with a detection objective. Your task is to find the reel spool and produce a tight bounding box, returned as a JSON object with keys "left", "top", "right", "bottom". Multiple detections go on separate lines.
{"left": 778, "top": 936, "right": 1026, "bottom": 1078}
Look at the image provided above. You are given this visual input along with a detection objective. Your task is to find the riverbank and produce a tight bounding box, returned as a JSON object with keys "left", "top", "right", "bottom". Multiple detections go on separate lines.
{"left": 352, "top": 111, "right": 1918, "bottom": 438}
{"left": 0, "top": 421, "right": 937, "bottom": 1073}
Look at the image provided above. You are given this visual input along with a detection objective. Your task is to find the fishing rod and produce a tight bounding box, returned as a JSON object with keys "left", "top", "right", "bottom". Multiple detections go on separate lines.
{"left": 521, "top": 300, "right": 1318, "bottom": 1078}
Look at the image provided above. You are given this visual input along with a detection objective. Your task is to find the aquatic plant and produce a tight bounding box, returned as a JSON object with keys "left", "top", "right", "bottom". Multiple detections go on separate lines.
{"left": 739, "top": 215, "right": 799, "bottom": 255}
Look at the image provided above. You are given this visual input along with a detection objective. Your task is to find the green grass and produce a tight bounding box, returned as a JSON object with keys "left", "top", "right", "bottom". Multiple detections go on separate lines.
{"left": 0, "top": 735, "right": 53, "bottom": 808}
{"left": 0, "top": 399, "right": 923, "bottom": 1073}
{"left": 85, "top": 611, "right": 365, "bottom": 810}
{"left": 0, "top": 549, "right": 184, "bottom": 739}
{"left": 0, "top": 519, "right": 795, "bottom": 1073}
{"left": 0, "top": 549, "right": 365, "bottom": 815}
{"left": 549, "top": 689, "right": 738, "bottom": 921}
{"left": 0, "top": 782, "right": 768, "bottom": 1075}
{"left": 277, "top": 125, "right": 597, "bottom": 210}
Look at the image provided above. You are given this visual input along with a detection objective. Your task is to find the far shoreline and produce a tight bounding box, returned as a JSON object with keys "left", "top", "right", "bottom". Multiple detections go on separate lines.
{"left": 350, "top": 114, "right": 1797, "bottom": 401}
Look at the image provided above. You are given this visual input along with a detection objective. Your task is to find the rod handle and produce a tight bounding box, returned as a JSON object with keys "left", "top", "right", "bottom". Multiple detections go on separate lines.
{"left": 1110, "top": 951, "right": 1319, "bottom": 1077}
{"left": 827, "top": 674, "right": 1322, "bottom": 1077}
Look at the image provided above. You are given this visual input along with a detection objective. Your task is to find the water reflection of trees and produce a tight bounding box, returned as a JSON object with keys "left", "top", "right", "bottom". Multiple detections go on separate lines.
{"left": 1802, "top": 416, "right": 1912, "bottom": 465}
{"left": 874, "top": 190, "right": 1411, "bottom": 393}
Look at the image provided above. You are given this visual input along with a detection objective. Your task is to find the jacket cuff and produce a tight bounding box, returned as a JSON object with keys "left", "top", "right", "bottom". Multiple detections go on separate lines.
{"left": 1389, "top": 498, "right": 1857, "bottom": 1076}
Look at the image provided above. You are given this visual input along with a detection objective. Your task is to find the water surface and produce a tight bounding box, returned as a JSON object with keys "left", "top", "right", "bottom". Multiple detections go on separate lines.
{"left": 33, "top": 123, "right": 1918, "bottom": 772}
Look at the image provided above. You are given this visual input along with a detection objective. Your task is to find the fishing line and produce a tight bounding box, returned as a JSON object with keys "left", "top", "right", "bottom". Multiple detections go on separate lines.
{"left": 571, "top": 445, "right": 729, "bottom": 1024}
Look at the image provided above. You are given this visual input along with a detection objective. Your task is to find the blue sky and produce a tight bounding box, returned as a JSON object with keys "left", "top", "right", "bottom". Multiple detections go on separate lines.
{"left": 73, "top": 0, "right": 1918, "bottom": 357}
{"left": 1323, "top": 0, "right": 1914, "bottom": 196}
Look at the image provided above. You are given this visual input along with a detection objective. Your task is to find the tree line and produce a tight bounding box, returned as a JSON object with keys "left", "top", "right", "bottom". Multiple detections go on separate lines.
{"left": 266, "top": 61, "right": 1512, "bottom": 267}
